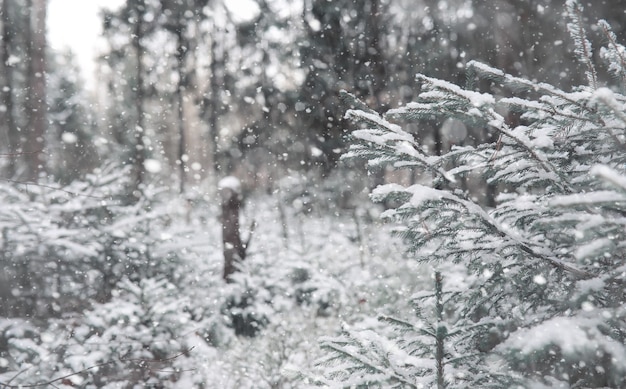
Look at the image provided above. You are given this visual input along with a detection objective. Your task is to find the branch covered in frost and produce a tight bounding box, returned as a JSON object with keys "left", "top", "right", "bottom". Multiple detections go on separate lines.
{"left": 566, "top": 0, "right": 597, "bottom": 89}
{"left": 599, "top": 19, "right": 626, "bottom": 84}
{"left": 342, "top": 108, "right": 455, "bottom": 184}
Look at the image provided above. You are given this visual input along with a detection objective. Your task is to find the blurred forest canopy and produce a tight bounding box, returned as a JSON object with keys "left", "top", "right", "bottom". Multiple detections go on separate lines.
{"left": 0, "top": 0, "right": 624, "bottom": 194}
{"left": 1, "top": 0, "right": 626, "bottom": 387}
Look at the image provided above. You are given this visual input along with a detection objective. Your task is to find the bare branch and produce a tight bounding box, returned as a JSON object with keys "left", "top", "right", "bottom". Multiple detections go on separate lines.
{"left": 0, "top": 347, "right": 195, "bottom": 388}
{"left": 0, "top": 149, "right": 45, "bottom": 158}
{"left": 0, "top": 178, "right": 109, "bottom": 200}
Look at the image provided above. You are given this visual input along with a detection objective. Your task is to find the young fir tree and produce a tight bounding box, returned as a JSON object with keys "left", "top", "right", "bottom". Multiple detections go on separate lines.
{"left": 318, "top": 1, "right": 626, "bottom": 387}
{"left": 317, "top": 269, "right": 513, "bottom": 388}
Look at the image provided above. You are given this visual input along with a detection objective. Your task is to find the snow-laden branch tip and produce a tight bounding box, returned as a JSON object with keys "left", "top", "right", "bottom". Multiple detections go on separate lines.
{"left": 417, "top": 74, "right": 496, "bottom": 107}
{"left": 590, "top": 164, "right": 626, "bottom": 191}
{"left": 550, "top": 190, "right": 626, "bottom": 207}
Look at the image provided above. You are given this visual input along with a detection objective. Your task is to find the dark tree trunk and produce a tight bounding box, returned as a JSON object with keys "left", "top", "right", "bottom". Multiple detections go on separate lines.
{"left": 363, "top": 0, "right": 386, "bottom": 103}
{"left": 206, "top": 28, "right": 220, "bottom": 173}
{"left": 175, "top": 28, "right": 187, "bottom": 193}
{"left": 24, "top": 0, "right": 46, "bottom": 180}
{"left": 131, "top": 0, "right": 146, "bottom": 197}
{"left": 363, "top": 0, "right": 388, "bottom": 190}
{"left": 1, "top": 0, "right": 18, "bottom": 177}
{"left": 221, "top": 185, "right": 245, "bottom": 281}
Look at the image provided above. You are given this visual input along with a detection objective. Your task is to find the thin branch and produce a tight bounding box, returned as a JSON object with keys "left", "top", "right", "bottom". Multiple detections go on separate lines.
{"left": 119, "top": 346, "right": 194, "bottom": 364}
{"left": 599, "top": 20, "right": 626, "bottom": 83}
{"left": 567, "top": 0, "right": 597, "bottom": 89}
{"left": 321, "top": 342, "right": 418, "bottom": 388}
{"left": 1, "top": 178, "right": 108, "bottom": 200}
{"left": 467, "top": 61, "right": 600, "bottom": 119}
{"left": 5, "top": 367, "right": 30, "bottom": 385}
{"left": 0, "top": 149, "right": 45, "bottom": 158}
{"left": 0, "top": 361, "right": 112, "bottom": 389}
{"left": 149, "top": 368, "right": 197, "bottom": 374}
{"left": 0, "top": 347, "right": 195, "bottom": 388}
{"left": 243, "top": 219, "right": 257, "bottom": 254}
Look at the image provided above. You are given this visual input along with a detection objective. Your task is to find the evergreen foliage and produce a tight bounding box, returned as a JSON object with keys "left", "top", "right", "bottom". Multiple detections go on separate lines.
{"left": 318, "top": 270, "right": 514, "bottom": 388}
{"left": 323, "top": 1, "right": 626, "bottom": 387}
{"left": 0, "top": 163, "right": 182, "bottom": 318}
{"left": 0, "top": 179, "right": 410, "bottom": 387}
{"left": 47, "top": 50, "right": 100, "bottom": 184}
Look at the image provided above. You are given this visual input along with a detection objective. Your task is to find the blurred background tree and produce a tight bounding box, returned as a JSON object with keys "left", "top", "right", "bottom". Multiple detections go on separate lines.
{"left": 0, "top": 0, "right": 625, "bottom": 387}
{"left": 1, "top": 0, "right": 623, "bottom": 193}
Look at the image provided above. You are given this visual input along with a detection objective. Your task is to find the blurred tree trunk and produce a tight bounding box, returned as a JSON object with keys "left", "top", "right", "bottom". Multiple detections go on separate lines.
{"left": 205, "top": 27, "right": 221, "bottom": 174}
{"left": 0, "top": 0, "right": 18, "bottom": 177}
{"left": 24, "top": 0, "right": 46, "bottom": 180}
{"left": 220, "top": 183, "right": 246, "bottom": 281}
{"left": 175, "top": 28, "right": 187, "bottom": 193}
{"left": 361, "top": 0, "right": 388, "bottom": 188}
{"left": 131, "top": 0, "right": 146, "bottom": 197}
{"left": 362, "top": 0, "right": 386, "bottom": 104}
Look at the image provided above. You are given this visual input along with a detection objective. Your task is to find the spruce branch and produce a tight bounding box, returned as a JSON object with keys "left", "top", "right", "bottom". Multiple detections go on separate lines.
{"left": 381, "top": 184, "right": 591, "bottom": 277}
{"left": 339, "top": 89, "right": 378, "bottom": 115}
{"left": 591, "top": 164, "right": 626, "bottom": 191}
{"left": 500, "top": 96, "right": 598, "bottom": 124}
{"left": 379, "top": 315, "right": 437, "bottom": 338}
{"left": 481, "top": 115, "right": 573, "bottom": 193}
{"left": 566, "top": 0, "right": 598, "bottom": 89}
{"left": 598, "top": 19, "right": 626, "bottom": 84}
{"left": 408, "top": 73, "right": 577, "bottom": 194}
{"left": 466, "top": 61, "right": 601, "bottom": 120}
{"left": 592, "top": 88, "right": 626, "bottom": 153}
{"left": 343, "top": 109, "right": 455, "bottom": 184}
{"left": 320, "top": 341, "right": 418, "bottom": 388}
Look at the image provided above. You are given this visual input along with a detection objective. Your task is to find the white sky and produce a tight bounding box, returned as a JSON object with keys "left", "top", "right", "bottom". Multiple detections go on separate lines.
{"left": 47, "top": 0, "right": 125, "bottom": 90}
{"left": 47, "top": 0, "right": 259, "bottom": 91}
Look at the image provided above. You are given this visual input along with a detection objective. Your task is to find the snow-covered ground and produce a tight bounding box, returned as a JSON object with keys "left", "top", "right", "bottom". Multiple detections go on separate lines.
{"left": 0, "top": 178, "right": 432, "bottom": 387}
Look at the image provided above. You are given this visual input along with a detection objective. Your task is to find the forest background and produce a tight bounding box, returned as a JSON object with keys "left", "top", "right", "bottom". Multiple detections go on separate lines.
{"left": 0, "top": 0, "right": 625, "bottom": 387}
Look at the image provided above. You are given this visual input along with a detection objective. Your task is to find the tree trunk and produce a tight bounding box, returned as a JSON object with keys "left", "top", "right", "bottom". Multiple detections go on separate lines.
{"left": 0, "top": 0, "right": 18, "bottom": 177}
{"left": 364, "top": 0, "right": 385, "bottom": 103}
{"left": 206, "top": 27, "right": 220, "bottom": 173}
{"left": 435, "top": 271, "right": 445, "bottom": 389}
{"left": 175, "top": 28, "right": 187, "bottom": 193}
{"left": 131, "top": 0, "right": 146, "bottom": 197}
{"left": 24, "top": 0, "right": 46, "bottom": 180}
{"left": 364, "top": 0, "right": 387, "bottom": 190}
{"left": 220, "top": 180, "right": 245, "bottom": 281}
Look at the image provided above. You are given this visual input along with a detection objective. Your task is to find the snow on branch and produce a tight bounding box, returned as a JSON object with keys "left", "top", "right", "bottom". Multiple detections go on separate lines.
{"left": 374, "top": 184, "right": 590, "bottom": 277}
{"left": 550, "top": 190, "right": 626, "bottom": 207}
{"left": 343, "top": 109, "right": 456, "bottom": 184}
{"left": 466, "top": 60, "right": 594, "bottom": 114}
{"left": 591, "top": 164, "right": 626, "bottom": 191}
{"left": 566, "top": 0, "right": 598, "bottom": 89}
{"left": 598, "top": 19, "right": 626, "bottom": 84}
{"left": 593, "top": 87, "right": 626, "bottom": 129}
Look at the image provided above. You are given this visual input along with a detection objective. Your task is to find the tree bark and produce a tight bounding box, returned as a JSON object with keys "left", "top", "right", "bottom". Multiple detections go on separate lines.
{"left": 131, "top": 0, "right": 146, "bottom": 197}
{"left": 1, "top": 0, "right": 18, "bottom": 177}
{"left": 221, "top": 185, "right": 245, "bottom": 281}
{"left": 24, "top": 0, "right": 47, "bottom": 180}
{"left": 175, "top": 28, "right": 187, "bottom": 193}
{"left": 206, "top": 28, "right": 220, "bottom": 173}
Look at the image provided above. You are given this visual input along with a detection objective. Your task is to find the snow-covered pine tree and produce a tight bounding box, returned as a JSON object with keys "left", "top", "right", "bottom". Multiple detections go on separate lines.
{"left": 316, "top": 269, "right": 514, "bottom": 388}
{"left": 319, "top": 1, "right": 626, "bottom": 387}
